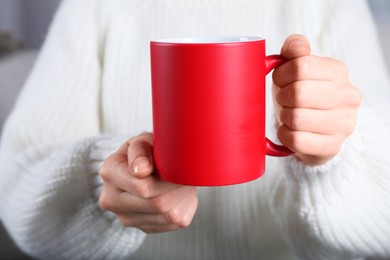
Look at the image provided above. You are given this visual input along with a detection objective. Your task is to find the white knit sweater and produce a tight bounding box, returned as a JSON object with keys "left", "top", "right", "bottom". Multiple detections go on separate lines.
{"left": 1, "top": 0, "right": 390, "bottom": 259}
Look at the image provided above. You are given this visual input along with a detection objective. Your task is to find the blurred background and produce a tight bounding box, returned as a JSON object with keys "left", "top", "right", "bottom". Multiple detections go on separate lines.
{"left": 0, "top": 0, "right": 389, "bottom": 259}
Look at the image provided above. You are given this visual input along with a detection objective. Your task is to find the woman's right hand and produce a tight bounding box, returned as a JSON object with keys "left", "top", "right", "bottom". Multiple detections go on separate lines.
{"left": 99, "top": 133, "right": 198, "bottom": 233}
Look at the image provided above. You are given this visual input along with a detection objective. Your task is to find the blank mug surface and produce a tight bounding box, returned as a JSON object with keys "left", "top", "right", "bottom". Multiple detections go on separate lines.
{"left": 151, "top": 36, "right": 291, "bottom": 186}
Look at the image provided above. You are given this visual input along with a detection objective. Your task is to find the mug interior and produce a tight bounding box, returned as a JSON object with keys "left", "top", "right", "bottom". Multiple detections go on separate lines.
{"left": 152, "top": 36, "right": 263, "bottom": 44}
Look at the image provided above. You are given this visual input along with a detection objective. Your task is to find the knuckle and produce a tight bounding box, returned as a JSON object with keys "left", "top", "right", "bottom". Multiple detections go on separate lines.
{"left": 337, "top": 109, "right": 357, "bottom": 136}
{"left": 277, "top": 125, "right": 304, "bottom": 152}
{"left": 281, "top": 108, "right": 303, "bottom": 131}
{"left": 98, "top": 164, "right": 110, "bottom": 181}
{"left": 99, "top": 155, "right": 124, "bottom": 183}
{"left": 165, "top": 210, "right": 180, "bottom": 225}
{"left": 286, "top": 108, "right": 303, "bottom": 130}
{"left": 324, "top": 138, "right": 342, "bottom": 158}
{"left": 344, "top": 114, "right": 357, "bottom": 136}
{"left": 316, "top": 137, "right": 341, "bottom": 159}
{"left": 292, "top": 56, "right": 312, "bottom": 79}
{"left": 327, "top": 58, "right": 349, "bottom": 82}
{"left": 272, "top": 68, "right": 283, "bottom": 86}
{"left": 335, "top": 59, "right": 349, "bottom": 76}
{"left": 279, "top": 109, "right": 290, "bottom": 127}
{"left": 351, "top": 87, "right": 363, "bottom": 107}
{"left": 276, "top": 125, "right": 288, "bottom": 144}
{"left": 99, "top": 192, "right": 114, "bottom": 212}
{"left": 133, "top": 180, "right": 151, "bottom": 198}
{"left": 165, "top": 209, "right": 188, "bottom": 227}
{"left": 290, "top": 82, "right": 306, "bottom": 105}
{"left": 289, "top": 132, "right": 305, "bottom": 152}
{"left": 152, "top": 196, "right": 170, "bottom": 213}
{"left": 178, "top": 216, "right": 192, "bottom": 228}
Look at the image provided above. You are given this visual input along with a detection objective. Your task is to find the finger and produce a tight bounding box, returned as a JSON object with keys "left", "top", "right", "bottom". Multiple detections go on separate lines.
{"left": 279, "top": 107, "right": 357, "bottom": 136}
{"left": 274, "top": 80, "right": 345, "bottom": 109}
{"left": 280, "top": 34, "right": 311, "bottom": 59}
{"left": 115, "top": 188, "right": 198, "bottom": 230}
{"left": 277, "top": 124, "right": 343, "bottom": 159}
{"left": 120, "top": 173, "right": 183, "bottom": 199}
{"left": 117, "top": 213, "right": 181, "bottom": 233}
{"left": 273, "top": 79, "right": 361, "bottom": 111}
{"left": 127, "top": 133, "right": 154, "bottom": 178}
{"left": 114, "top": 186, "right": 196, "bottom": 214}
{"left": 137, "top": 195, "right": 198, "bottom": 233}
{"left": 99, "top": 183, "right": 123, "bottom": 213}
{"left": 99, "top": 153, "right": 130, "bottom": 186}
{"left": 125, "top": 174, "right": 183, "bottom": 198}
{"left": 100, "top": 156, "right": 181, "bottom": 198}
{"left": 172, "top": 187, "right": 198, "bottom": 226}
{"left": 273, "top": 56, "right": 348, "bottom": 87}
{"left": 100, "top": 183, "right": 157, "bottom": 215}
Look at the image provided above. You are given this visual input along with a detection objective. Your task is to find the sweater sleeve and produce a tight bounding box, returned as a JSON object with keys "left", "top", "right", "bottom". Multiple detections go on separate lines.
{"left": 0, "top": 0, "right": 145, "bottom": 259}
{"left": 269, "top": 1, "right": 390, "bottom": 259}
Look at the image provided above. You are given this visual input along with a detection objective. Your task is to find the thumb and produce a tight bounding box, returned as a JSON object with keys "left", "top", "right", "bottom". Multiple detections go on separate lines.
{"left": 131, "top": 156, "right": 154, "bottom": 178}
{"left": 280, "top": 34, "right": 311, "bottom": 59}
{"left": 127, "top": 133, "right": 154, "bottom": 178}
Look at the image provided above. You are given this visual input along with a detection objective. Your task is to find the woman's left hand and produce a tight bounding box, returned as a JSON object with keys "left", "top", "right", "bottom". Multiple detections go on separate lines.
{"left": 272, "top": 34, "right": 362, "bottom": 165}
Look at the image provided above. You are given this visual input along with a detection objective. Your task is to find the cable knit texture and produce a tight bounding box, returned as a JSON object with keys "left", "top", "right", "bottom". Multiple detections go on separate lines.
{"left": 0, "top": 0, "right": 390, "bottom": 259}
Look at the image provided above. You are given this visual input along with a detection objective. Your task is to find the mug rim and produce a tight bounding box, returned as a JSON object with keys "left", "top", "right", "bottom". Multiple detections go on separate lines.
{"left": 151, "top": 36, "right": 263, "bottom": 44}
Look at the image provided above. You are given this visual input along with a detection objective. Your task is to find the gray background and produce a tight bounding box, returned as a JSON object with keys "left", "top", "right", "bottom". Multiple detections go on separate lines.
{"left": 0, "top": 0, "right": 389, "bottom": 259}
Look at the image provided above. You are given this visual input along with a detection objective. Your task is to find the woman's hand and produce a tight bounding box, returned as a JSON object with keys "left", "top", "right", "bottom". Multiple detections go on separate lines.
{"left": 99, "top": 133, "right": 198, "bottom": 233}
{"left": 272, "top": 34, "right": 362, "bottom": 165}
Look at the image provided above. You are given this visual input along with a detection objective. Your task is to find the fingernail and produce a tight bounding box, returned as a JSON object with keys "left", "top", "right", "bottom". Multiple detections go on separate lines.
{"left": 288, "top": 40, "right": 307, "bottom": 48}
{"left": 132, "top": 156, "right": 150, "bottom": 175}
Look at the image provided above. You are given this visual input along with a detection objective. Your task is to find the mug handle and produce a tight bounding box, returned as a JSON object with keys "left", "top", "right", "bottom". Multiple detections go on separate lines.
{"left": 265, "top": 54, "right": 293, "bottom": 157}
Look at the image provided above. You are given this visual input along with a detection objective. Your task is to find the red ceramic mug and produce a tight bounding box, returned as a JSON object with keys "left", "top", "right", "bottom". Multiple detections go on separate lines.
{"left": 150, "top": 36, "right": 292, "bottom": 186}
